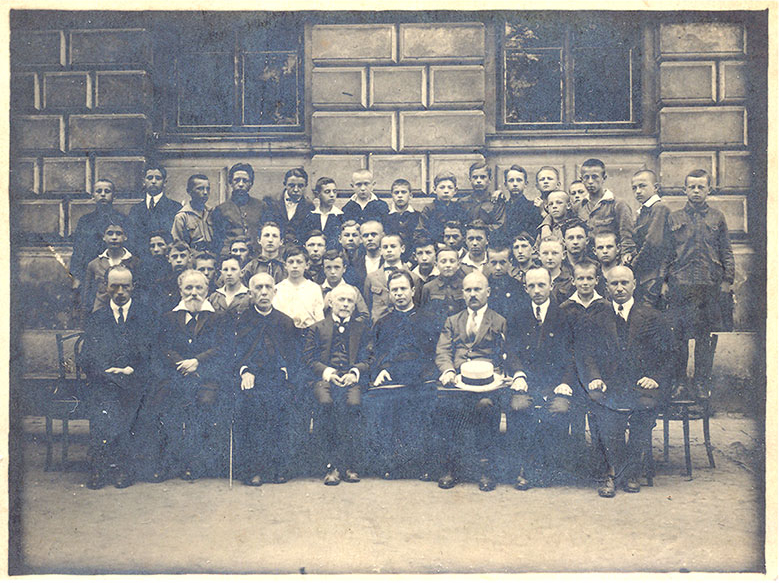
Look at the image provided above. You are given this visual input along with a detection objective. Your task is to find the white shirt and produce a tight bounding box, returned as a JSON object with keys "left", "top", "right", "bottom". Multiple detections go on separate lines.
{"left": 412, "top": 264, "right": 439, "bottom": 281}
{"left": 388, "top": 202, "right": 416, "bottom": 214}
{"left": 613, "top": 297, "right": 634, "bottom": 321}
{"left": 110, "top": 299, "right": 132, "bottom": 323}
{"left": 466, "top": 304, "right": 489, "bottom": 337}
{"left": 98, "top": 248, "right": 133, "bottom": 266}
{"left": 365, "top": 254, "right": 382, "bottom": 275}
{"left": 146, "top": 192, "right": 163, "bottom": 210}
{"left": 638, "top": 194, "right": 661, "bottom": 217}
{"left": 173, "top": 299, "right": 216, "bottom": 323}
{"left": 311, "top": 205, "right": 343, "bottom": 231}
{"left": 567, "top": 290, "right": 603, "bottom": 308}
{"left": 272, "top": 279, "right": 325, "bottom": 328}
{"left": 532, "top": 298, "right": 551, "bottom": 324}
{"left": 284, "top": 193, "right": 301, "bottom": 221}
{"left": 461, "top": 254, "right": 487, "bottom": 272}
{"left": 349, "top": 192, "right": 379, "bottom": 209}
{"left": 215, "top": 283, "right": 249, "bottom": 307}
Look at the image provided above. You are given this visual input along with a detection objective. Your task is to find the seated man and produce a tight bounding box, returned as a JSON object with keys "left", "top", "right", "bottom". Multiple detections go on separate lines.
{"left": 581, "top": 266, "right": 673, "bottom": 497}
{"left": 303, "top": 285, "right": 373, "bottom": 486}
{"left": 505, "top": 267, "right": 576, "bottom": 489}
{"left": 233, "top": 273, "right": 301, "bottom": 486}
{"left": 81, "top": 265, "right": 151, "bottom": 489}
{"left": 155, "top": 269, "right": 229, "bottom": 481}
{"left": 370, "top": 271, "right": 435, "bottom": 479}
{"left": 435, "top": 271, "right": 506, "bottom": 492}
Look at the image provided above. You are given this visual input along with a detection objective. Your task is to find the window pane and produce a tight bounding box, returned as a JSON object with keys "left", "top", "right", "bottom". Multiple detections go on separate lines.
{"left": 504, "top": 48, "right": 563, "bottom": 124}
{"left": 504, "top": 20, "right": 565, "bottom": 49}
{"left": 176, "top": 52, "right": 234, "bottom": 127}
{"left": 573, "top": 47, "right": 632, "bottom": 122}
{"left": 242, "top": 52, "right": 300, "bottom": 127}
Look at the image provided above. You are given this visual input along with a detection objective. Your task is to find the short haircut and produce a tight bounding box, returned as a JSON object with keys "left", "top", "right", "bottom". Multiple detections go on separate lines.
{"left": 536, "top": 166, "right": 560, "bottom": 179}
{"left": 503, "top": 164, "right": 528, "bottom": 182}
{"left": 322, "top": 249, "right": 347, "bottom": 264}
{"left": 381, "top": 232, "right": 404, "bottom": 246}
{"left": 228, "top": 162, "right": 255, "bottom": 184}
{"left": 104, "top": 264, "right": 133, "bottom": 284}
{"left": 143, "top": 161, "right": 167, "bottom": 180}
{"left": 220, "top": 256, "right": 240, "bottom": 269}
{"left": 468, "top": 161, "right": 491, "bottom": 178}
{"left": 177, "top": 268, "right": 208, "bottom": 289}
{"left": 572, "top": 259, "right": 599, "bottom": 277}
{"left": 102, "top": 219, "right": 127, "bottom": 234}
{"left": 434, "top": 171, "right": 457, "bottom": 188}
{"left": 547, "top": 189, "right": 570, "bottom": 202}
{"left": 592, "top": 228, "right": 618, "bottom": 243}
{"left": 387, "top": 269, "right": 415, "bottom": 289}
{"left": 94, "top": 177, "right": 115, "bottom": 191}
{"left": 352, "top": 168, "right": 373, "bottom": 180}
{"left": 304, "top": 229, "right": 326, "bottom": 243}
{"left": 569, "top": 179, "right": 585, "bottom": 188}
{"left": 526, "top": 266, "right": 552, "bottom": 283}
{"left": 443, "top": 220, "right": 464, "bottom": 234}
{"left": 633, "top": 168, "right": 658, "bottom": 182}
{"left": 260, "top": 221, "right": 281, "bottom": 237}
{"left": 391, "top": 178, "right": 412, "bottom": 192}
{"left": 149, "top": 230, "right": 173, "bottom": 245}
{"left": 230, "top": 235, "right": 251, "bottom": 248}
{"left": 313, "top": 176, "right": 336, "bottom": 194}
{"left": 282, "top": 244, "right": 308, "bottom": 262}
{"left": 581, "top": 158, "right": 606, "bottom": 172}
{"left": 562, "top": 220, "right": 589, "bottom": 238}
{"left": 193, "top": 251, "right": 217, "bottom": 266}
{"left": 186, "top": 174, "right": 209, "bottom": 193}
{"left": 360, "top": 219, "right": 384, "bottom": 233}
{"left": 538, "top": 236, "right": 564, "bottom": 251}
{"left": 168, "top": 240, "right": 192, "bottom": 255}
{"left": 488, "top": 243, "right": 511, "bottom": 256}
{"left": 512, "top": 231, "right": 534, "bottom": 246}
{"left": 284, "top": 167, "right": 308, "bottom": 185}
{"left": 465, "top": 219, "right": 489, "bottom": 237}
{"left": 413, "top": 234, "right": 436, "bottom": 251}
{"left": 685, "top": 168, "right": 712, "bottom": 187}
{"left": 436, "top": 246, "right": 460, "bottom": 260}
{"left": 340, "top": 220, "right": 360, "bottom": 234}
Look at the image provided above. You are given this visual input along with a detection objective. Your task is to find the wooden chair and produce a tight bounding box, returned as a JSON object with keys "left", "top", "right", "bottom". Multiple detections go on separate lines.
{"left": 45, "top": 331, "right": 86, "bottom": 471}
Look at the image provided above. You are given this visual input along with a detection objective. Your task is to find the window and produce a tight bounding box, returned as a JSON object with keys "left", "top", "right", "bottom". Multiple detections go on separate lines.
{"left": 498, "top": 14, "right": 642, "bottom": 130}
{"left": 154, "top": 13, "right": 304, "bottom": 135}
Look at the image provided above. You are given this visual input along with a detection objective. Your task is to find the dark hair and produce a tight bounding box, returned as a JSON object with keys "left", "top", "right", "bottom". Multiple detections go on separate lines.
{"left": 413, "top": 234, "right": 436, "bottom": 251}
{"left": 443, "top": 220, "right": 464, "bottom": 234}
{"left": 220, "top": 256, "right": 241, "bottom": 268}
{"left": 313, "top": 176, "right": 336, "bottom": 194}
{"left": 103, "top": 264, "right": 133, "bottom": 284}
{"left": 340, "top": 220, "right": 360, "bottom": 234}
{"left": 193, "top": 251, "right": 217, "bottom": 266}
{"left": 488, "top": 243, "right": 511, "bottom": 256}
{"left": 581, "top": 158, "right": 606, "bottom": 172}
{"left": 503, "top": 164, "right": 527, "bottom": 183}
{"left": 685, "top": 168, "right": 712, "bottom": 187}
{"left": 434, "top": 171, "right": 457, "bottom": 188}
{"left": 228, "top": 163, "right": 255, "bottom": 184}
{"left": 391, "top": 178, "right": 412, "bottom": 192}
{"left": 186, "top": 174, "right": 209, "bottom": 194}
{"left": 102, "top": 219, "right": 127, "bottom": 234}
{"left": 143, "top": 161, "right": 167, "bottom": 180}
{"left": 322, "top": 249, "right": 347, "bottom": 264}
{"left": 168, "top": 240, "right": 192, "bottom": 255}
{"left": 465, "top": 219, "right": 489, "bottom": 237}
{"left": 260, "top": 221, "right": 281, "bottom": 236}
{"left": 387, "top": 270, "right": 414, "bottom": 289}
{"left": 304, "top": 229, "right": 326, "bottom": 243}
{"left": 592, "top": 228, "right": 618, "bottom": 243}
{"left": 283, "top": 167, "right": 308, "bottom": 186}
{"left": 381, "top": 232, "right": 404, "bottom": 247}
{"left": 282, "top": 244, "right": 308, "bottom": 262}
{"left": 94, "top": 177, "right": 115, "bottom": 192}
{"left": 562, "top": 220, "right": 589, "bottom": 238}
{"left": 148, "top": 230, "right": 173, "bottom": 245}
{"left": 468, "top": 161, "right": 491, "bottom": 178}
{"left": 512, "top": 231, "right": 534, "bottom": 246}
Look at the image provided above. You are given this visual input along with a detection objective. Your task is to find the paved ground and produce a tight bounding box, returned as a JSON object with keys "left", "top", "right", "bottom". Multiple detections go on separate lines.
{"left": 10, "top": 413, "right": 766, "bottom": 575}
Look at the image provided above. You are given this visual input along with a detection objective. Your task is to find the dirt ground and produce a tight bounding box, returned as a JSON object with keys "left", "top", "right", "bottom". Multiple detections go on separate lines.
{"left": 10, "top": 413, "right": 765, "bottom": 575}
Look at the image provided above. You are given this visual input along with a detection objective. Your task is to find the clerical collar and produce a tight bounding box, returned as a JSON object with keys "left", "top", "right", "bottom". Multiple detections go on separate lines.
{"left": 254, "top": 305, "right": 273, "bottom": 316}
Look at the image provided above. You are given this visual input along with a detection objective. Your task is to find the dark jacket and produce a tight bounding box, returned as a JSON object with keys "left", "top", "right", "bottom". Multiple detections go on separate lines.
{"left": 341, "top": 197, "right": 389, "bottom": 226}
{"left": 234, "top": 307, "right": 301, "bottom": 384}
{"left": 419, "top": 199, "right": 465, "bottom": 242}
{"left": 303, "top": 315, "right": 374, "bottom": 383}
{"left": 211, "top": 194, "right": 265, "bottom": 257}
{"left": 263, "top": 194, "right": 316, "bottom": 245}
{"left": 371, "top": 308, "right": 432, "bottom": 384}
{"left": 126, "top": 195, "right": 181, "bottom": 257}
{"left": 632, "top": 200, "right": 671, "bottom": 286}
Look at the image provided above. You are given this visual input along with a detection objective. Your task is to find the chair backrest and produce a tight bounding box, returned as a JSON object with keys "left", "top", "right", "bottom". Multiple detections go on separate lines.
{"left": 55, "top": 332, "right": 85, "bottom": 382}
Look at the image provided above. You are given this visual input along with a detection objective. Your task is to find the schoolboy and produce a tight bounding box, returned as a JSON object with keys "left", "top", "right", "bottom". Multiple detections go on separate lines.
{"left": 665, "top": 169, "right": 734, "bottom": 401}
{"left": 569, "top": 180, "right": 589, "bottom": 207}
{"left": 337, "top": 220, "right": 365, "bottom": 288}
{"left": 363, "top": 233, "right": 420, "bottom": 323}
{"left": 272, "top": 245, "right": 325, "bottom": 330}
{"left": 209, "top": 256, "right": 251, "bottom": 316}
{"left": 229, "top": 236, "right": 253, "bottom": 271}
{"left": 306, "top": 176, "right": 344, "bottom": 247}
{"left": 263, "top": 167, "right": 315, "bottom": 246}
{"left": 562, "top": 220, "right": 591, "bottom": 271}
{"left": 538, "top": 236, "right": 573, "bottom": 303}
{"left": 386, "top": 178, "right": 422, "bottom": 263}
{"left": 304, "top": 230, "right": 328, "bottom": 284}
{"left": 410, "top": 235, "right": 439, "bottom": 284}
{"left": 460, "top": 162, "right": 505, "bottom": 234}
{"left": 593, "top": 229, "right": 621, "bottom": 297}
{"left": 242, "top": 223, "right": 286, "bottom": 284}
{"left": 534, "top": 166, "right": 561, "bottom": 209}
{"left": 159, "top": 241, "right": 194, "bottom": 311}
{"left": 171, "top": 174, "right": 213, "bottom": 252}
{"left": 460, "top": 220, "right": 489, "bottom": 273}
{"left": 341, "top": 168, "right": 389, "bottom": 226}
{"left": 126, "top": 161, "right": 181, "bottom": 257}
{"left": 321, "top": 249, "right": 370, "bottom": 323}
{"left": 630, "top": 169, "right": 670, "bottom": 308}
{"left": 420, "top": 172, "right": 464, "bottom": 243}
{"left": 511, "top": 231, "right": 539, "bottom": 286}
{"left": 136, "top": 230, "right": 173, "bottom": 313}
{"left": 577, "top": 158, "right": 636, "bottom": 263}
{"left": 538, "top": 190, "right": 576, "bottom": 242}
{"left": 442, "top": 220, "right": 467, "bottom": 259}
{"left": 193, "top": 251, "right": 218, "bottom": 295}
{"left": 82, "top": 221, "right": 138, "bottom": 314}
{"left": 497, "top": 164, "right": 541, "bottom": 246}
{"left": 485, "top": 243, "right": 525, "bottom": 326}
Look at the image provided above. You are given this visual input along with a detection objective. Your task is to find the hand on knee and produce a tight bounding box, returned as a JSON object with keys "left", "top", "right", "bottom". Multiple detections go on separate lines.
{"left": 511, "top": 393, "right": 532, "bottom": 411}
{"left": 548, "top": 396, "right": 570, "bottom": 415}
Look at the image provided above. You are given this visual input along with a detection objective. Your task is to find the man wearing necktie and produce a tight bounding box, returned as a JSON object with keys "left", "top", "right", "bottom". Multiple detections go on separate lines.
{"left": 505, "top": 267, "right": 577, "bottom": 490}
{"left": 303, "top": 285, "right": 374, "bottom": 485}
{"left": 434, "top": 271, "right": 507, "bottom": 491}
{"left": 126, "top": 162, "right": 181, "bottom": 258}
{"left": 580, "top": 266, "right": 673, "bottom": 498}
{"left": 81, "top": 265, "right": 152, "bottom": 489}
{"left": 154, "top": 269, "right": 229, "bottom": 482}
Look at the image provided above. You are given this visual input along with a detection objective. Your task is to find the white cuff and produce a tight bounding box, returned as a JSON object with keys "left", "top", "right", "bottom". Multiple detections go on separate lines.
{"left": 350, "top": 367, "right": 361, "bottom": 383}
{"left": 323, "top": 367, "right": 336, "bottom": 382}
{"left": 239, "top": 366, "right": 249, "bottom": 376}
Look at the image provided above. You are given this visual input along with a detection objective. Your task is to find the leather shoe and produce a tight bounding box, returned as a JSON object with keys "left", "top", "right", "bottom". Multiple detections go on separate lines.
{"left": 243, "top": 475, "right": 263, "bottom": 487}
{"left": 181, "top": 469, "right": 197, "bottom": 482}
{"left": 438, "top": 473, "right": 457, "bottom": 489}
{"left": 418, "top": 472, "right": 432, "bottom": 482}
{"left": 114, "top": 471, "right": 133, "bottom": 489}
{"left": 148, "top": 469, "right": 166, "bottom": 483}
{"left": 273, "top": 474, "right": 288, "bottom": 484}
{"left": 598, "top": 476, "right": 616, "bottom": 498}
{"left": 478, "top": 474, "right": 496, "bottom": 492}
{"left": 324, "top": 467, "right": 341, "bottom": 486}
{"left": 87, "top": 470, "right": 105, "bottom": 490}
{"left": 343, "top": 469, "right": 360, "bottom": 483}
{"left": 624, "top": 477, "right": 641, "bottom": 493}
{"left": 514, "top": 474, "right": 531, "bottom": 491}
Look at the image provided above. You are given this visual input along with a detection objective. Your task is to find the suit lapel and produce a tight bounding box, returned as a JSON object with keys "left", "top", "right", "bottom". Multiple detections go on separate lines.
{"left": 473, "top": 309, "right": 492, "bottom": 346}
{"left": 348, "top": 321, "right": 361, "bottom": 364}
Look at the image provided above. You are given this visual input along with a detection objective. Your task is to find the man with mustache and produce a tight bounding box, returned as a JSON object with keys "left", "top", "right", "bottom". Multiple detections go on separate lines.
{"left": 212, "top": 163, "right": 266, "bottom": 258}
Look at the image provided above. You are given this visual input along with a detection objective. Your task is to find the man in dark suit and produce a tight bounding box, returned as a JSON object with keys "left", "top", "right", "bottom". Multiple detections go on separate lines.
{"left": 154, "top": 269, "right": 229, "bottom": 481}
{"left": 630, "top": 169, "right": 670, "bottom": 308}
{"left": 212, "top": 163, "right": 266, "bottom": 258}
{"left": 262, "top": 167, "right": 316, "bottom": 246}
{"left": 81, "top": 265, "right": 152, "bottom": 489}
{"left": 581, "top": 265, "right": 673, "bottom": 497}
{"left": 505, "top": 267, "right": 576, "bottom": 490}
{"left": 233, "top": 273, "right": 301, "bottom": 486}
{"left": 126, "top": 162, "right": 181, "bottom": 258}
{"left": 434, "top": 271, "right": 507, "bottom": 491}
{"left": 303, "top": 284, "right": 373, "bottom": 485}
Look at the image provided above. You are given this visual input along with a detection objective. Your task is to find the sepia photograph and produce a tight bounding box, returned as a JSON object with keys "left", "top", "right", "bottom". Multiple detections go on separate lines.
{"left": 4, "top": 2, "right": 775, "bottom": 576}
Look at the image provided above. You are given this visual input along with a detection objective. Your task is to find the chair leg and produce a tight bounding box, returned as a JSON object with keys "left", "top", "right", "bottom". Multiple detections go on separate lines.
{"left": 703, "top": 403, "right": 716, "bottom": 468}
{"left": 681, "top": 406, "right": 692, "bottom": 480}
{"left": 663, "top": 410, "right": 670, "bottom": 463}
{"left": 62, "top": 417, "right": 70, "bottom": 466}
{"left": 646, "top": 426, "right": 655, "bottom": 487}
{"left": 45, "top": 415, "right": 53, "bottom": 471}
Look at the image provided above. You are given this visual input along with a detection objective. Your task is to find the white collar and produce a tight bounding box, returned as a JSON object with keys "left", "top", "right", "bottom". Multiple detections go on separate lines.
{"left": 395, "top": 304, "right": 415, "bottom": 313}
{"left": 613, "top": 297, "right": 634, "bottom": 320}
{"left": 461, "top": 254, "right": 487, "bottom": 268}
{"left": 253, "top": 305, "right": 273, "bottom": 316}
{"left": 216, "top": 283, "right": 249, "bottom": 296}
{"left": 601, "top": 189, "right": 615, "bottom": 201}
{"left": 531, "top": 298, "right": 551, "bottom": 322}
{"left": 469, "top": 304, "right": 489, "bottom": 319}
{"left": 98, "top": 248, "right": 133, "bottom": 263}
{"left": 412, "top": 264, "right": 439, "bottom": 279}
{"left": 109, "top": 299, "right": 132, "bottom": 320}
{"left": 173, "top": 299, "right": 216, "bottom": 313}
{"left": 312, "top": 205, "right": 343, "bottom": 216}
{"left": 349, "top": 193, "right": 378, "bottom": 208}
{"left": 568, "top": 290, "right": 603, "bottom": 307}
{"left": 146, "top": 192, "right": 163, "bottom": 207}
{"left": 388, "top": 202, "right": 416, "bottom": 214}
{"left": 643, "top": 194, "right": 661, "bottom": 208}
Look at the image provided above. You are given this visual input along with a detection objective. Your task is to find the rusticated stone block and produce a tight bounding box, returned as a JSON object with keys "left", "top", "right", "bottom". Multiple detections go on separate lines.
{"left": 659, "top": 107, "right": 747, "bottom": 147}
{"left": 11, "top": 73, "right": 38, "bottom": 110}
{"left": 399, "top": 23, "right": 485, "bottom": 62}
{"left": 309, "top": 155, "right": 368, "bottom": 193}
{"left": 16, "top": 200, "right": 62, "bottom": 237}
{"left": 43, "top": 72, "right": 91, "bottom": 109}
{"left": 430, "top": 65, "right": 485, "bottom": 108}
{"left": 369, "top": 154, "right": 427, "bottom": 193}
{"left": 661, "top": 194, "right": 747, "bottom": 233}
{"left": 95, "top": 71, "right": 151, "bottom": 110}
{"left": 94, "top": 157, "right": 146, "bottom": 194}
{"left": 312, "top": 68, "right": 366, "bottom": 108}
{"left": 68, "top": 114, "right": 147, "bottom": 151}
{"left": 659, "top": 62, "right": 715, "bottom": 103}
{"left": 11, "top": 30, "right": 63, "bottom": 66}
{"left": 429, "top": 154, "right": 486, "bottom": 192}
{"left": 399, "top": 111, "right": 484, "bottom": 150}
{"left": 718, "top": 152, "right": 752, "bottom": 190}
{"left": 312, "top": 112, "right": 396, "bottom": 151}
{"left": 312, "top": 24, "right": 396, "bottom": 63}
{"left": 157, "top": 165, "right": 225, "bottom": 206}
{"left": 69, "top": 199, "right": 133, "bottom": 236}
{"left": 659, "top": 151, "right": 716, "bottom": 190}
{"left": 70, "top": 28, "right": 150, "bottom": 65}
{"left": 12, "top": 115, "right": 63, "bottom": 152}
{"left": 369, "top": 67, "right": 426, "bottom": 108}
{"left": 659, "top": 23, "right": 746, "bottom": 57}
{"left": 719, "top": 61, "right": 747, "bottom": 102}
{"left": 11, "top": 158, "right": 38, "bottom": 195}
{"left": 42, "top": 157, "right": 89, "bottom": 194}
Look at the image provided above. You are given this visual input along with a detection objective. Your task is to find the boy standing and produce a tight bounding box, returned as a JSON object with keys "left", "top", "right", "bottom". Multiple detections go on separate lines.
{"left": 534, "top": 166, "right": 561, "bottom": 209}
{"left": 538, "top": 237, "right": 573, "bottom": 303}
{"left": 242, "top": 223, "right": 286, "bottom": 284}
{"left": 562, "top": 221, "right": 591, "bottom": 271}
{"left": 630, "top": 169, "right": 670, "bottom": 307}
{"left": 83, "top": 221, "right": 138, "bottom": 314}
{"left": 304, "top": 230, "right": 328, "bottom": 285}
{"left": 420, "top": 172, "right": 464, "bottom": 243}
{"left": 460, "top": 220, "right": 490, "bottom": 273}
{"left": 497, "top": 165, "right": 541, "bottom": 246}
{"left": 306, "top": 176, "right": 344, "bottom": 247}
{"left": 410, "top": 235, "right": 439, "bottom": 288}
{"left": 272, "top": 245, "right": 326, "bottom": 330}
{"left": 209, "top": 256, "right": 251, "bottom": 316}
{"left": 538, "top": 190, "right": 576, "bottom": 242}
{"left": 193, "top": 251, "right": 218, "bottom": 294}
{"left": 171, "top": 174, "right": 214, "bottom": 252}
{"left": 593, "top": 229, "right": 621, "bottom": 298}
{"left": 341, "top": 169, "right": 389, "bottom": 226}
{"left": 442, "top": 221, "right": 467, "bottom": 259}
{"left": 569, "top": 180, "right": 589, "bottom": 207}
{"left": 385, "top": 178, "right": 422, "bottom": 261}
{"left": 460, "top": 162, "right": 505, "bottom": 234}
{"left": 321, "top": 250, "right": 370, "bottom": 323}
{"left": 127, "top": 162, "right": 181, "bottom": 257}
{"left": 485, "top": 244, "right": 525, "bottom": 326}
{"left": 363, "top": 233, "right": 420, "bottom": 323}
{"left": 511, "top": 232, "right": 539, "bottom": 286}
